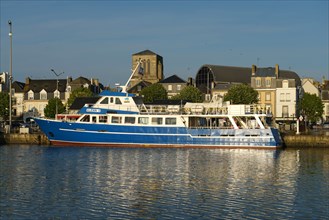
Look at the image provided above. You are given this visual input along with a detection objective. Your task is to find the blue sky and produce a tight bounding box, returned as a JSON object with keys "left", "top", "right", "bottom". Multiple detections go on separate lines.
{"left": 1, "top": 1, "right": 328, "bottom": 87}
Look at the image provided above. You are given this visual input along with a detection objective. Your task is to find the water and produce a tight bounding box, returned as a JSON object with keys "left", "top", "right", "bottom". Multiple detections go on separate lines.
{"left": 1, "top": 145, "right": 328, "bottom": 219}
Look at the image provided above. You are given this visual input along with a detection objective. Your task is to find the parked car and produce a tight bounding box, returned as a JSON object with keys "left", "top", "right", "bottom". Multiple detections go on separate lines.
{"left": 323, "top": 122, "right": 329, "bottom": 129}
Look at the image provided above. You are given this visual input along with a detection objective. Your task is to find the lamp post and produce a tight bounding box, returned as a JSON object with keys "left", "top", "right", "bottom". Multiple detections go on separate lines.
{"left": 8, "top": 20, "right": 13, "bottom": 133}
{"left": 50, "top": 69, "right": 64, "bottom": 117}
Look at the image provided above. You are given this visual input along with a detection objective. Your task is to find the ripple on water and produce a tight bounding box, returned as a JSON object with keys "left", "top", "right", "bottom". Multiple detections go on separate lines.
{"left": 0, "top": 146, "right": 329, "bottom": 219}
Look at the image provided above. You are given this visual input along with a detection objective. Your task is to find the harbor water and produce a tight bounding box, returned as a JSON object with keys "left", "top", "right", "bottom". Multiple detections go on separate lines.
{"left": 1, "top": 145, "right": 328, "bottom": 219}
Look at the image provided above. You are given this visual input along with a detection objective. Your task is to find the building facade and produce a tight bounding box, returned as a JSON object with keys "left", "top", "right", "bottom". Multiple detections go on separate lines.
{"left": 159, "top": 75, "right": 187, "bottom": 98}
{"left": 128, "top": 50, "right": 164, "bottom": 90}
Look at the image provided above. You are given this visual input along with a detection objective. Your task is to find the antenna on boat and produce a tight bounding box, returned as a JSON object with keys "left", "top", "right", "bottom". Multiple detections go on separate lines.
{"left": 120, "top": 59, "right": 144, "bottom": 93}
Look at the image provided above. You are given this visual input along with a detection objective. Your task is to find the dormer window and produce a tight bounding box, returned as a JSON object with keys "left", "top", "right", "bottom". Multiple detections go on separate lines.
{"left": 256, "top": 78, "right": 261, "bottom": 87}
{"left": 40, "top": 89, "right": 47, "bottom": 100}
{"left": 54, "top": 90, "right": 60, "bottom": 99}
{"left": 28, "top": 90, "right": 34, "bottom": 100}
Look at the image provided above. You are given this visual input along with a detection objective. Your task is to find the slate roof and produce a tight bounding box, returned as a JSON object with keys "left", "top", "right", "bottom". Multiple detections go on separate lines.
{"left": 70, "top": 76, "right": 90, "bottom": 85}
{"left": 199, "top": 65, "right": 251, "bottom": 84}
{"left": 197, "top": 65, "right": 301, "bottom": 87}
{"left": 69, "top": 97, "right": 99, "bottom": 110}
{"left": 25, "top": 79, "right": 67, "bottom": 93}
{"left": 133, "top": 49, "right": 157, "bottom": 56}
{"left": 213, "top": 83, "right": 235, "bottom": 90}
{"left": 12, "top": 81, "right": 25, "bottom": 92}
{"left": 160, "top": 75, "right": 186, "bottom": 84}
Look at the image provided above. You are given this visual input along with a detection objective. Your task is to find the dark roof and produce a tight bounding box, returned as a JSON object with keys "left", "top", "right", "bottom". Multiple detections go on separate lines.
{"left": 26, "top": 79, "right": 67, "bottom": 93}
{"left": 12, "top": 81, "right": 25, "bottom": 92}
{"left": 71, "top": 76, "right": 90, "bottom": 85}
{"left": 69, "top": 97, "right": 99, "bottom": 110}
{"left": 255, "top": 67, "right": 276, "bottom": 77}
{"left": 200, "top": 65, "right": 251, "bottom": 84}
{"left": 213, "top": 83, "right": 235, "bottom": 90}
{"left": 160, "top": 75, "right": 186, "bottom": 84}
{"left": 196, "top": 64, "right": 301, "bottom": 86}
{"left": 133, "top": 49, "right": 157, "bottom": 56}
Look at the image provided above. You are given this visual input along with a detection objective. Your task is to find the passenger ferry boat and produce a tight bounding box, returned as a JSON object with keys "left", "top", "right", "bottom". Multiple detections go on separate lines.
{"left": 34, "top": 63, "right": 282, "bottom": 149}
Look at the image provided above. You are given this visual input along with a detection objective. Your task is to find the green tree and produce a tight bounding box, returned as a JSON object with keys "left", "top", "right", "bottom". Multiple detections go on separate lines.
{"left": 298, "top": 93, "right": 324, "bottom": 123}
{"left": 0, "top": 92, "right": 9, "bottom": 120}
{"left": 224, "top": 84, "right": 259, "bottom": 104}
{"left": 44, "top": 98, "right": 65, "bottom": 118}
{"left": 140, "top": 83, "right": 167, "bottom": 103}
{"left": 171, "top": 86, "right": 203, "bottom": 103}
{"left": 67, "top": 87, "right": 93, "bottom": 107}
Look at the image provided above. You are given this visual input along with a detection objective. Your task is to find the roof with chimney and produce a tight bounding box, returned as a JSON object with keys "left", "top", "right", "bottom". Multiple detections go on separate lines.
{"left": 196, "top": 64, "right": 301, "bottom": 87}
{"left": 24, "top": 78, "right": 67, "bottom": 93}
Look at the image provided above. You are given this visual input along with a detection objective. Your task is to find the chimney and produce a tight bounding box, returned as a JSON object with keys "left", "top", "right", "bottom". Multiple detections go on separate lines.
{"left": 25, "top": 77, "right": 31, "bottom": 85}
{"left": 252, "top": 65, "right": 257, "bottom": 76}
{"left": 275, "top": 64, "right": 279, "bottom": 78}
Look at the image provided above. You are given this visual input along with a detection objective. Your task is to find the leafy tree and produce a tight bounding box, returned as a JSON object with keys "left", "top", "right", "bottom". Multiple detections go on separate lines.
{"left": 44, "top": 98, "right": 65, "bottom": 118}
{"left": 67, "top": 87, "right": 93, "bottom": 107}
{"left": 0, "top": 92, "right": 9, "bottom": 120}
{"left": 171, "top": 86, "right": 203, "bottom": 103}
{"left": 140, "top": 83, "right": 167, "bottom": 103}
{"left": 223, "top": 84, "right": 259, "bottom": 104}
{"left": 298, "top": 93, "right": 324, "bottom": 123}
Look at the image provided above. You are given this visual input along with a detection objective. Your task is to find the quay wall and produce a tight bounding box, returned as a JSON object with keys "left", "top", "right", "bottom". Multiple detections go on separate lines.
{"left": 281, "top": 132, "right": 329, "bottom": 148}
{"left": 1, "top": 133, "right": 328, "bottom": 147}
{"left": 0, "top": 133, "right": 50, "bottom": 145}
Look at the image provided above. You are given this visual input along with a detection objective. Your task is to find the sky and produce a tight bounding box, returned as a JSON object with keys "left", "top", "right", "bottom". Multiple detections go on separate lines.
{"left": 1, "top": 0, "right": 328, "bottom": 87}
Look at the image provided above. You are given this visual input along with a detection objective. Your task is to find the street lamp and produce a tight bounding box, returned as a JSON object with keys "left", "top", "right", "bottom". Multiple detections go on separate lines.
{"left": 50, "top": 69, "right": 64, "bottom": 117}
{"left": 8, "top": 20, "right": 13, "bottom": 133}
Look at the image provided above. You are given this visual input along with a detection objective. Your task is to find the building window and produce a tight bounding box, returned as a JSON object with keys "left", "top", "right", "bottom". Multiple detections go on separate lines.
{"left": 256, "top": 78, "right": 261, "bottom": 87}
{"left": 137, "top": 85, "right": 142, "bottom": 92}
{"left": 40, "top": 89, "right": 47, "bottom": 100}
{"left": 28, "top": 90, "right": 34, "bottom": 100}
{"left": 282, "top": 106, "right": 289, "bottom": 118}
{"left": 265, "top": 93, "right": 271, "bottom": 101}
{"left": 283, "top": 80, "right": 289, "bottom": 88}
{"left": 265, "top": 78, "right": 271, "bottom": 87}
{"left": 54, "top": 90, "right": 60, "bottom": 99}
{"left": 286, "top": 93, "right": 291, "bottom": 102}
{"left": 280, "top": 93, "right": 285, "bottom": 102}
{"left": 168, "top": 85, "right": 172, "bottom": 91}
{"left": 177, "top": 85, "right": 181, "bottom": 91}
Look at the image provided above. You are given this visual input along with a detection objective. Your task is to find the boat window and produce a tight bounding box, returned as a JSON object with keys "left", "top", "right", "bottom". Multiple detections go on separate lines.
{"left": 115, "top": 98, "right": 122, "bottom": 105}
{"left": 152, "top": 117, "right": 163, "bottom": 125}
{"left": 99, "top": 116, "right": 108, "bottom": 123}
{"left": 80, "top": 115, "right": 90, "bottom": 122}
{"left": 92, "top": 116, "right": 97, "bottom": 123}
{"left": 165, "top": 118, "right": 177, "bottom": 125}
{"left": 125, "top": 117, "right": 135, "bottom": 124}
{"left": 100, "top": 97, "right": 109, "bottom": 104}
{"left": 110, "top": 97, "right": 114, "bottom": 103}
{"left": 138, "top": 117, "right": 149, "bottom": 124}
{"left": 111, "top": 116, "right": 122, "bottom": 124}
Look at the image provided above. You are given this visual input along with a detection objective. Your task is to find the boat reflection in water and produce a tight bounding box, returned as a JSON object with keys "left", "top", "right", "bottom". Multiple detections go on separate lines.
{"left": 2, "top": 146, "right": 328, "bottom": 219}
